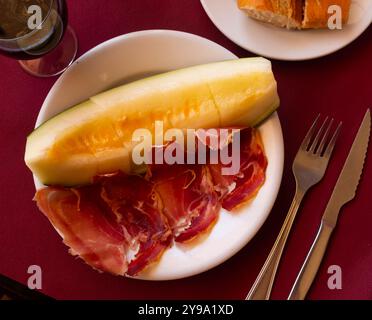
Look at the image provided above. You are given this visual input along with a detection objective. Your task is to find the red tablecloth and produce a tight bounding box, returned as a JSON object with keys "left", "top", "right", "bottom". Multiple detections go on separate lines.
{"left": 0, "top": 0, "right": 371, "bottom": 300}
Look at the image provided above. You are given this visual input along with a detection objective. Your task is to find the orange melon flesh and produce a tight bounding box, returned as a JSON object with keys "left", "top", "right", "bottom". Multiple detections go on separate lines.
{"left": 25, "top": 57, "right": 279, "bottom": 186}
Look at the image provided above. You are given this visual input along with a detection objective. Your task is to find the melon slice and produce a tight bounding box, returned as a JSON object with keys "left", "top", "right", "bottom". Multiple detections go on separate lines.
{"left": 25, "top": 57, "right": 279, "bottom": 186}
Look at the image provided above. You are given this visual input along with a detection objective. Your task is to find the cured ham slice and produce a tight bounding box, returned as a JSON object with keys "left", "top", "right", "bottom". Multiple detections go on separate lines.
{"left": 149, "top": 164, "right": 220, "bottom": 242}
{"left": 35, "top": 185, "right": 128, "bottom": 275}
{"left": 35, "top": 173, "right": 171, "bottom": 276}
{"left": 207, "top": 128, "right": 267, "bottom": 210}
{"left": 96, "top": 173, "right": 172, "bottom": 275}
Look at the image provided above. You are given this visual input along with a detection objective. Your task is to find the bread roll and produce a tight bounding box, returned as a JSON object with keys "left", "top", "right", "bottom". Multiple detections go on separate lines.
{"left": 238, "top": 0, "right": 351, "bottom": 29}
{"left": 237, "top": 0, "right": 303, "bottom": 29}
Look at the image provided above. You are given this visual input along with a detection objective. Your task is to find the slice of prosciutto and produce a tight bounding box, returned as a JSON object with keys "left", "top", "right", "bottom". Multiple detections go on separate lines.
{"left": 207, "top": 128, "right": 267, "bottom": 210}
{"left": 96, "top": 173, "right": 172, "bottom": 275}
{"left": 35, "top": 184, "right": 128, "bottom": 275}
{"left": 149, "top": 164, "right": 220, "bottom": 242}
{"left": 35, "top": 173, "right": 171, "bottom": 276}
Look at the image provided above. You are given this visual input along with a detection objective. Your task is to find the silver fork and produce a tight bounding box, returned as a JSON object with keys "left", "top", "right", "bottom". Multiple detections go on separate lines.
{"left": 246, "top": 115, "right": 342, "bottom": 300}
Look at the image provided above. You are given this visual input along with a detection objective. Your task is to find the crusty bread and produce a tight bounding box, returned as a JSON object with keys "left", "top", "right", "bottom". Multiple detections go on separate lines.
{"left": 302, "top": 0, "right": 351, "bottom": 28}
{"left": 237, "top": 0, "right": 303, "bottom": 29}
{"left": 238, "top": 0, "right": 351, "bottom": 29}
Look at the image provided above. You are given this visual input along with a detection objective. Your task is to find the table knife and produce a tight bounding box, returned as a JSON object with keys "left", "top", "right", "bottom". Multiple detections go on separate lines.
{"left": 288, "top": 109, "right": 371, "bottom": 300}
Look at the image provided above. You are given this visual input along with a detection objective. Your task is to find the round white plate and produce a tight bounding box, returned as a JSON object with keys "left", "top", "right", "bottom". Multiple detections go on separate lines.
{"left": 34, "top": 30, "right": 284, "bottom": 280}
{"left": 201, "top": 0, "right": 372, "bottom": 61}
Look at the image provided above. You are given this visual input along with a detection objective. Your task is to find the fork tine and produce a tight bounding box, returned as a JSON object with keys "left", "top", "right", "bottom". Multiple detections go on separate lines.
{"left": 316, "top": 118, "right": 334, "bottom": 155}
{"left": 300, "top": 114, "right": 320, "bottom": 150}
{"left": 309, "top": 117, "right": 329, "bottom": 153}
{"left": 323, "top": 122, "right": 342, "bottom": 158}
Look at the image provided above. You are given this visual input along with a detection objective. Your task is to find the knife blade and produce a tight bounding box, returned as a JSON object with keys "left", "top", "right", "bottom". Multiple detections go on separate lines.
{"left": 322, "top": 109, "right": 371, "bottom": 228}
{"left": 288, "top": 109, "right": 370, "bottom": 300}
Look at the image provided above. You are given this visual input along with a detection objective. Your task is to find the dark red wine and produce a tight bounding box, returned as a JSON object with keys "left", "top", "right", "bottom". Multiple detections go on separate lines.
{"left": 0, "top": 0, "right": 67, "bottom": 60}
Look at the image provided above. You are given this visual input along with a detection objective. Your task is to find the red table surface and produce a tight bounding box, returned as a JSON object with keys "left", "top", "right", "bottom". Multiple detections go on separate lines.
{"left": 0, "top": 0, "right": 371, "bottom": 300}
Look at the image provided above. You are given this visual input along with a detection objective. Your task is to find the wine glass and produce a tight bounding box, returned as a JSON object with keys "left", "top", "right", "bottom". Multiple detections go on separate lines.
{"left": 0, "top": 0, "right": 78, "bottom": 77}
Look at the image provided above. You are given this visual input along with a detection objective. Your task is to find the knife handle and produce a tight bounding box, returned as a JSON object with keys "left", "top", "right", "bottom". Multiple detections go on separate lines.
{"left": 288, "top": 221, "right": 334, "bottom": 300}
{"left": 246, "top": 190, "right": 304, "bottom": 300}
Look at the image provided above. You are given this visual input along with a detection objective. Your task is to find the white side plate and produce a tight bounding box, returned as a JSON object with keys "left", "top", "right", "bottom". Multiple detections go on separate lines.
{"left": 201, "top": 0, "right": 372, "bottom": 61}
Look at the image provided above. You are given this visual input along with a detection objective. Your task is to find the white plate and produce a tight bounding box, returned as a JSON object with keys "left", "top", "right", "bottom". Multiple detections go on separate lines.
{"left": 34, "top": 30, "right": 284, "bottom": 280}
{"left": 201, "top": 0, "right": 372, "bottom": 61}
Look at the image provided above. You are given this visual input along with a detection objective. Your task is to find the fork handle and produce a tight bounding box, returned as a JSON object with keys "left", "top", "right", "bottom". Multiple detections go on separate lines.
{"left": 246, "top": 190, "right": 304, "bottom": 300}
{"left": 288, "top": 221, "right": 333, "bottom": 300}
